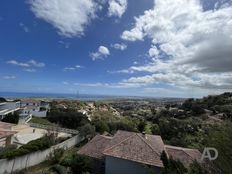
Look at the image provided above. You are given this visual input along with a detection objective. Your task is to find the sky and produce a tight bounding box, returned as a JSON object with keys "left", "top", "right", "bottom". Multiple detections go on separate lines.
{"left": 0, "top": 0, "right": 232, "bottom": 98}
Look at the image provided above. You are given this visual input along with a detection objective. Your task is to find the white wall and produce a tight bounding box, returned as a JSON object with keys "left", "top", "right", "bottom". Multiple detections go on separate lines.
{"left": 31, "top": 110, "right": 47, "bottom": 117}
{"left": 0, "top": 135, "right": 83, "bottom": 174}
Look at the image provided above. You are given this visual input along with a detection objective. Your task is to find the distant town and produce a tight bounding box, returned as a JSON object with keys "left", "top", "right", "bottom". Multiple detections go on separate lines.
{"left": 0, "top": 92, "right": 231, "bottom": 174}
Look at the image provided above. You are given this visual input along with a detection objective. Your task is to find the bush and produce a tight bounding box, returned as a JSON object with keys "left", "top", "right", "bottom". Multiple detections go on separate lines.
{"left": 150, "top": 124, "right": 160, "bottom": 135}
{"left": 205, "top": 122, "right": 232, "bottom": 174}
{"left": 0, "top": 97, "right": 7, "bottom": 102}
{"left": 2, "top": 113, "right": 19, "bottom": 124}
{"left": 70, "top": 155, "right": 93, "bottom": 174}
{"left": 60, "top": 155, "right": 74, "bottom": 166}
{"left": 0, "top": 136, "right": 54, "bottom": 159}
{"left": 47, "top": 109, "right": 89, "bottom": 129}
{"left": 52, "top": 164, "right": 67, "bottom": 174}
{"left": 79, "top": 123, "right": 96, "bottom": 138}
{"left": 93, "top": 120, "right": 109, "bottom": 134}
{"left": 0, "top": 144, "right": 17, "bottom": 154}
{"left": 137, "top": 120, "right": 146, "bottom": 133}
{"left": 49, "top": 148, "right": 64, "bottom": 164}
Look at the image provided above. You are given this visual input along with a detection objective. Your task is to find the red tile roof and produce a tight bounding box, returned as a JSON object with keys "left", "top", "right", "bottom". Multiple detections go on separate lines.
{"left": 165, "top": 145, "right": 202, "bottom": 168}
{"left": 21, "top": 99, "right": 40, "bottom": 104}
{"left": 103, "top": 131, "right": 165, "bottom": 167}
{"left": 78, "top": 134, "right": 112, "bottom": 159}
{"left": 78, "top": 130, "right": 202, "bottom": 169}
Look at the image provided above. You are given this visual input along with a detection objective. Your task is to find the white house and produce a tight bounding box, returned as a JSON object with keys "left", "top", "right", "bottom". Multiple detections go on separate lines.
{"left": 20, "top": 99, "right": 49, "bottom": 118}
{"left": 0, "top": 101, "right": 21, "bottom": 120}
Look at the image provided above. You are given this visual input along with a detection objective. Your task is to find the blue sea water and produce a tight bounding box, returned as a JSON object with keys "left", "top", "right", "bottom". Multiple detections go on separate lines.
{"left": 0, "top": 92, "right": 127, "bottom": 101}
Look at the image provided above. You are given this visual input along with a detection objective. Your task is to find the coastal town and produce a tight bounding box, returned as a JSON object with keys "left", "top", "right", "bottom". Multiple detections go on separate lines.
{"left": 1, "top": 0, "right": 232, "bottom": 173}
{"left": 0, "top": 92, "right": 231, "bottom": 173}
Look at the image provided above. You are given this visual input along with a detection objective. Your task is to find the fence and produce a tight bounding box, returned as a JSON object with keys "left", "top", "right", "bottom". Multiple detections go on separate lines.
{"left": 29, "top": 123, "right": 79, "bottom": 134}
{"left": 0, "top": 134, "right": 83, "bottom": 174}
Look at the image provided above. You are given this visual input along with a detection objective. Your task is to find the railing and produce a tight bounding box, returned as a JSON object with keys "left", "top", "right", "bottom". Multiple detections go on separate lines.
{"left": 25, "top": 114, "right": 32, "bottom": 123}
{"left": 28, "top": 123, "right": 79, "bottom": 135}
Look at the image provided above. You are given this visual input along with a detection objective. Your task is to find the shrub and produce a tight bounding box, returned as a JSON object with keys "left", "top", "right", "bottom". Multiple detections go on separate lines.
{"left": 0, "top": 136, "right": 54, "bottom": 159}
{"left": 49, "top": 148, "right": 64, "bottom": 164}
{"left": 2, "top": 113, "right": 19, "bottom": 124}
{"left": 93, "top": 120, "right": 109, "bottom": 134}
{"left": 52, "top": 164, "right": 67, "bottom": 174}
{"left": 47, "top": 109, "right": 89, "bottom": 129}
{"left": 137, "top": 120, "right": 146, "bottom": 132}
{"left": 79, "top": 123, "right": 96, "bottom": 138}
{"left": 70, "top": 155, "right": 93, "bottom": 174}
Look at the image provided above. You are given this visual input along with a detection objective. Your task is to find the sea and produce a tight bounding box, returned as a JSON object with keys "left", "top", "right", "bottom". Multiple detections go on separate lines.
{"left": 0, "top": 92, "right": 140, "bottom": 101}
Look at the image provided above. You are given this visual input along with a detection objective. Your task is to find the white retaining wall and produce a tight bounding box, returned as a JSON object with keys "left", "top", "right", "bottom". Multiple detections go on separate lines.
{"left": 0, "top": 135, "right": 83, "bottom": 174}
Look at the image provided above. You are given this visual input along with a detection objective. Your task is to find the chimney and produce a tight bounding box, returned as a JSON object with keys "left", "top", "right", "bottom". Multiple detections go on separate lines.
{"left": 142, "top": 131, "right": 147, "bottom": 139}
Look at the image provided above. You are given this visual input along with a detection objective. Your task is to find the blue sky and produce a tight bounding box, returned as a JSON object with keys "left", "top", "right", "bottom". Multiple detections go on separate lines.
{"left": 0, "top": 0, "right": 232, "bottom": 98}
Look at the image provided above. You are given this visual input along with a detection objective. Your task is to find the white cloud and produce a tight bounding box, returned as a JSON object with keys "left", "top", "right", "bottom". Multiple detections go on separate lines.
{"left": 148, "top": 45, "right": 159, "bottom": 58}
{"left": 28, "top": 59, "right": 45, "bottom": 67}
{"left": 7, "top": 59, "right": 45, "bottom": 72}
{"left": 24, "top": 68, "right": 37, "bottom": 72}
{"left": 3, "top": 76, "right": 16, "bottom": 80}
{"left": 74, "top": 82, "right": 142, "bottom": 88}
{"left": 58, "top": 41, "right": 70, "bottom": 48}
{"left": 63, "top": 65, "right": 82, "bottom": 71}
{"left": 90, "top": 46, "right": 110, "bottom": 60}
{"left": 7, "top": 60, "right": 30, "bottom": 67}
{"left": 108, "top": 0, "right": 127, "bottom": 18}
{"left": 63, "top": 81, "right": 69, "bottom": 85}
{"left": 111, "top": 43, "right": 127, "bottom": 50}
{"left": 19, "top": 23, "right": 30, "bottom": 33}
{"left": 108, "top": 69, "right": 134, "bottom": 74}
{"left": 118, "top": 0, "right": 232, "bottom": 95}
{"left": 28, "top": 0, "right": 100, "bottom": 37}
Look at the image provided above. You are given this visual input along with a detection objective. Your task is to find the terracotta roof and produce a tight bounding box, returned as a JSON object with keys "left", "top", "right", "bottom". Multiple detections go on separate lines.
{"left": 103, "top": 131, "right": 164, "bottom": 167}
{"left": 77, "top": 134, "right": 112, "bottom": 159}
{"left": 21, "top": 99, "right": 40, "bottom": 104}
{"left": 78, "top": 130, "right": 202, "bottom": 169}
{"left": 165, "top": 145, "right": 202, "bottom": 168}
{"left": 78, "top": 130, "right": 165, "bottom": 167}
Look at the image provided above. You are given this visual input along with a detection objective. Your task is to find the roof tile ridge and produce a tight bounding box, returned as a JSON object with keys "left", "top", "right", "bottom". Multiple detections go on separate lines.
{"left": 103, "top": 133, "right": 136, "bottom": 154}
{"left": 99, "top": 135, "right": 112, "bottom": 139}
{"left": 165, "top": 145, "right": 199, "bottom": 151}
{"left": 85, "top": 134, "right": 107, "bottom": 145}
{"left": 136, "top": 133, "right": 161, "bottom": 157}
{"left": 165, "top": 145, "right": 196, "bottom": 161}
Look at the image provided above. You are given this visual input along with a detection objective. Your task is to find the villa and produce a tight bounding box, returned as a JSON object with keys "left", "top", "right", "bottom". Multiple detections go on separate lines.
{"left": 78, "top": 130, "right": 202, "bottom": 174}
{"left": 20, "top": 99, "right": 50, "bottom": 118}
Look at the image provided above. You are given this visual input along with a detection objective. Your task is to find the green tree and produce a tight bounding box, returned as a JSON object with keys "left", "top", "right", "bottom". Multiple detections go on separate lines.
{"left": 0, "top": 97, "right": 7, "bottom": 102}
{"left": 79, "top": 123, "right": 96, "bottom": 138}
{"left": 150, "top": 124, "right": 160, "bottom": 135}
{"left": 70, "top": 155, "right": 93, "bottom": 174}
{"left": 93, "top": 120, "right": 110, "bottom": 134}
{"left": 138, "top": 120, "right": 146, "bottom": 132}
{"left": 205, "top": 122, "right": 232, "bottom": 174}
{"left": 2, "top": 113, "right": 19, "bottom": 124}
{"left": 47, "top": 109, "right": 89, "bottom": 129}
